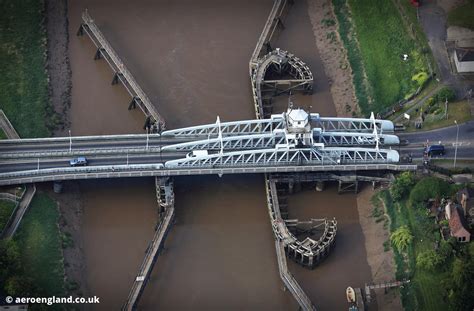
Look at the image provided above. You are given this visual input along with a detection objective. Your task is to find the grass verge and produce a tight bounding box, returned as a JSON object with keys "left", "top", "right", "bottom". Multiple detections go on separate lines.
{"left": 0, "top": 0, "right": 55, "bottom": 138}
{"left": 405, "top": 100, "right": 472, "bottom": 132}
{"left": 0, "top": 199, "right": 16, "bottom": 233}
{"left": 14, "top": 193, "right": 66, "bottom": 299}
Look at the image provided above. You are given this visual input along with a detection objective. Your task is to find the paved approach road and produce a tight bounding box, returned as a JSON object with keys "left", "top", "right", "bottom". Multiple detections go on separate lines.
{"left": 398, "top": 120, "right": 474, "bottom": 159}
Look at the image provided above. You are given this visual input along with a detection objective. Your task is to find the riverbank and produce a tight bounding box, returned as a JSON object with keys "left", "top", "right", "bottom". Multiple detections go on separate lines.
{"left": 306, "top": 0, "right": 358, "bottom": 117}
{"left": 44, "top": 0, "right": 89, "bottom": 300}
{"left": 0, "top": 0, "right": 66, "bottom": 302}
{"left": 356, "top": 186, "right": 402, "bottom": 310}
{"left": 46, "top": 0, "right": 72, "bottom": 136}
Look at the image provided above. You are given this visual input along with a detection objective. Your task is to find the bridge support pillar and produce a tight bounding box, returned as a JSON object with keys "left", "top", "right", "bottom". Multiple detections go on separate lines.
{"left": 94, "top": 47, "right": 105, "bottom": 60}
{"left": 143, "top": 116, "right": 152, "bottom": 131}
{"left": 128, "top": 97, "right": 138, "bottom": 110}
{"left": 275, "top": 17, "right": 285, "bottom": 30}
{"left": 112, "top": 72, "right": 122, "bottom": 85}
{"left": 76, "top": 24, "right": 84, "bottom": 36}
{"left": 315, "top": 181, "right": 325, "bottom": 192}
{"left": 53, "top": 181, "right": 63, "bottom": 194}
{"left": 264, "top": 42, "right": 272, "bottom": 54}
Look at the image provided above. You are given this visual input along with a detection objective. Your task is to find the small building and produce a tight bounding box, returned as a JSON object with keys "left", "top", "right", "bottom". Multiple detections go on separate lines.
{"left": 454, "top": 48, "right": 474, "bottom": 73}
{"left": 446, "top": 26, "right": 474, "bottom": 73}
{"left": 445, "top": 201, "right": 471, "bottom": 243}
{"left": 457, "top": 188, "right": 474, "bottom": 225}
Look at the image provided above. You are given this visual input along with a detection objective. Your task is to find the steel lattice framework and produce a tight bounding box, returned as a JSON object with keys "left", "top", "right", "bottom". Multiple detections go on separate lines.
{"left": 165, "top": 147, "right": 399, "bottom": 169}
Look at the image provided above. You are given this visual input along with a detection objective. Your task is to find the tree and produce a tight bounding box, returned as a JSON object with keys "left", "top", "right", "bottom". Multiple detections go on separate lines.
{"left": 390, "top": 226, "right": 413, "bottom": 252}
{"left": 409, "top": 177, "right": 452, "bottom": 206}
{"left": 391, "top": 172, "right": 415, "bottom": 201}
{"left": 448, "top": 256, "right": 474, "bottom": 311}
{"left": 434, "top": 87, "right": 456, "bottom": 103}
{"left": 416, "top": 249, "right": 444, "bottom": 271}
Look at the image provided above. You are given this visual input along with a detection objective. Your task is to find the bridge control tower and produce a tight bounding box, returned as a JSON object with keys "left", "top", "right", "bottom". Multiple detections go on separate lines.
{"left": 280, "top": 108, "right": 313, "bottom": 147}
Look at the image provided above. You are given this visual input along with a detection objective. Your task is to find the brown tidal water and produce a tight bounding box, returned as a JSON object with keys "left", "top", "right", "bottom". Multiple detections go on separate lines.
{"left": 286, "top": 183, "right": 373, "bottom": 311}
{"left": 66, "top": 0, "right": 372, "bottom": 310}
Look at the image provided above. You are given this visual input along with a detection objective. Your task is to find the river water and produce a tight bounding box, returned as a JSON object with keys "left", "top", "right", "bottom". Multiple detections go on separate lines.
{"left": 67, "top": 0, "right": 372, "bottom": 310}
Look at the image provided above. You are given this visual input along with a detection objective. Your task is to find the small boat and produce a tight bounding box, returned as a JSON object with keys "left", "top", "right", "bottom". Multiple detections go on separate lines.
{"left": 346, "top": 286, "right": 356, "bottom": 303}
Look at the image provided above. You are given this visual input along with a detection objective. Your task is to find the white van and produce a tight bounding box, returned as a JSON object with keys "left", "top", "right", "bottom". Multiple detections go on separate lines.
{"left": 186, "top": 150, "right": 209, "bottom": 158}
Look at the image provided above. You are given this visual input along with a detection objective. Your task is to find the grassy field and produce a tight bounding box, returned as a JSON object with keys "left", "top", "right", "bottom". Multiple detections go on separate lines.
{"left": 14, "top": 193, "right": 65, "bottom": 299}
{"left": 333, "top": 0, "right": 430, "bottom": 115}
{"left": 0, "top": 0, "right": 53, "bottom": 138}
{"left": 0, "top": 199, "right": 16, "bottom": 232}
{"left": 447, "top": 0, "right": 474, "bottom": 30}
{"left": 348, "top": 0, "right": 429, "bottom": 114}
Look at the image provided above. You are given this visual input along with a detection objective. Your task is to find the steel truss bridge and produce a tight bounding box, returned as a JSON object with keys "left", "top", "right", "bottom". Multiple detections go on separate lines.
{"left": 0, "top": 110, "right": 415, "bottom": 186}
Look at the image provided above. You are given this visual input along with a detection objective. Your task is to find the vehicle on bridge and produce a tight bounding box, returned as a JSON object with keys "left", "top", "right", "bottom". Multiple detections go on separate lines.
{"left": 70, "top": 156, "right": 88, "bottom": 167}
{"left": 186, "top": 150, "right": 208, "bottom": 158}
{"left": 424, "top": 144, "right": 445, "bottom": 156}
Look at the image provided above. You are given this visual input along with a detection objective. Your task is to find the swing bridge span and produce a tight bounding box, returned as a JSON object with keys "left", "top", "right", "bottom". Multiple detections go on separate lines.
{"left": 0, "top": 109, "right": 415, "bottom": 187}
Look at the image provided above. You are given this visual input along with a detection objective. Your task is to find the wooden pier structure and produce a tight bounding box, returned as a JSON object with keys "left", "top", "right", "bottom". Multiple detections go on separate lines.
{"left": 275, "top": 240, "right": 316, "bottom": 311}
{"left": 249, "top": 0, "right": 292, "bottom": 72}
{"left": 249, "top": 0, "right": 313, "bottom": 119}
{"left": 77, "top": 10, "right": 165, "bottom": 132}
{"left": 364, "top": 279, "right": 411, "bottom": 303}
{"left": 122, "top": 177, "right": 175, "bottom": 311}
{"left": 267, "top": 179, "right": 337, "bottom": 268}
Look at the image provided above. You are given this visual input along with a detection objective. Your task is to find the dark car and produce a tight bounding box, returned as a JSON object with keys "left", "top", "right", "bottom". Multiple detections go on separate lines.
{"left": 424, "top": 145, "right": 445, "bottom": 156}
{"left": 69, "top": 156, "right": 88, "bottom": 167}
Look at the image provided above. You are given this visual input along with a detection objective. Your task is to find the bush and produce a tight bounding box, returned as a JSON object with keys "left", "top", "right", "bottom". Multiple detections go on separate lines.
{"left": 391, "top": 225, "right": 413, "bottom": 252}
{"left": 412, "top": 71, "right": 429, "bottom": 87}
{"left": 416, "top": 249, "right": 444, "bottom": 271}
{"left": 391, "top": 172, "right": 416, "bottom": 201}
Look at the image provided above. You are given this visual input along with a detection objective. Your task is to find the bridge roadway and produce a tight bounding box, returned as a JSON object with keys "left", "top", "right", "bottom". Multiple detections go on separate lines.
{"left": 0, "top": 113, "right": 398, "bottom": 159}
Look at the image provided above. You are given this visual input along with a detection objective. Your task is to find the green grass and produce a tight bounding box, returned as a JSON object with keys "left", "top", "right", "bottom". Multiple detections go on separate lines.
{"left": 346, "top": 0, "right": 429, "bottom": 114}
{"left": 333, "top": 0, "right": 372, "bottom": 115}
{"left": 0, "top": 0, "right": 53, "bottom": 138}
{"left": 0, "top": 129, "right": 7, "bottom": 139}
{"left": 405, "top": 100, "right": 472, "bottom": 131}
{"left": 0, "top": 199, "right": 16, "bottom": 233}
{"left": 447, "top": 0, "right": 474, "bottom": 30}
{"left": 397, "top": 0, "right": 437, "bottom": 74}
{"left": 14, "top": 193, "right": 65, "bottom": 299}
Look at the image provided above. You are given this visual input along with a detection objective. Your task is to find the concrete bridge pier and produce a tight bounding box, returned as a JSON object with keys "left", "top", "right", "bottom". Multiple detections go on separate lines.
{"left": 315, "top": 181, "right": 324, "bottom": 192}
{"left": 53, "top": 181, "right": 63, "bottom": 193}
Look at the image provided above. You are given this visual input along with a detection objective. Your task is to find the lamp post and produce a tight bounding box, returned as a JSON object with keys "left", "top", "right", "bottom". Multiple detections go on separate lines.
{"left": 454, "top": 120, "right": 459, "bottom": 168}
{"left": 69, "top": 129, "right": 72, "bottom": 153}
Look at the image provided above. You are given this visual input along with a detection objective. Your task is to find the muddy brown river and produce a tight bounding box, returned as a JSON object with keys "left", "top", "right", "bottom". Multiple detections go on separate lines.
{"left": 67, "top": 0, "right": 372, "bottom": 310}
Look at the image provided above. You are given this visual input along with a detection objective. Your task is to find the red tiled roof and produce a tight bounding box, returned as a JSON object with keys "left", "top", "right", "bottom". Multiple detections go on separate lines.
{"left": 448, "top": 205, "right": 470, "bottom": 237}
